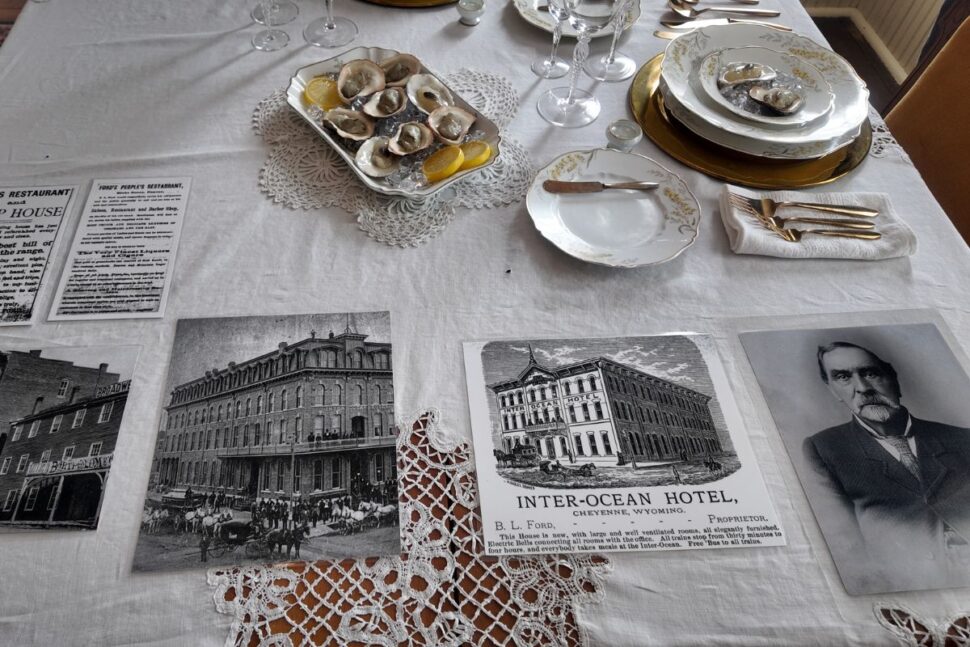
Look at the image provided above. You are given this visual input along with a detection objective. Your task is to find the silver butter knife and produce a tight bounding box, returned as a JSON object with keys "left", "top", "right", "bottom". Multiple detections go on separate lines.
{"left": 661, "top": 17, "right": 792, "bottom": 30}
{"left": 543, "top": 180, "right": 659, "bottom": 193}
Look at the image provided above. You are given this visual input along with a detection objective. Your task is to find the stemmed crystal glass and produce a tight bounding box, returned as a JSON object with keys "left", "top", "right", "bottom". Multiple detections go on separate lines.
{"left": 304, "top": 0, "right": 359, "bottom": 48}
{"left": 251, "top": 0, "right": 299, "bottom": 27}
{"left": 531, "top": 0, "right": 570, "bottom": 79}
{"left": 537, "top": 0, "right": 623, "bottom": 127}
{"left": 584, "top": 0, "right": 636, "bottom": 82}
{"left": 252, "top": 1, "right": 296, "bottom": 51}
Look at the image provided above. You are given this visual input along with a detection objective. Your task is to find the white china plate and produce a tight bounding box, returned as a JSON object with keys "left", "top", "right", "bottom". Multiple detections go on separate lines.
{"left": 699, "top": 47, "right": 834, "bottom": 128}
{"left": 512, "top": 0, "right": 640, "bottom": 39}
{"left": 527, "top": 149, "right": 700, "bottom": 268}
{"left": 286, "top": 46, "right": 501, "bottom": 198}
{"left": 660, "top": 24, "right": 869, "bottom": 159}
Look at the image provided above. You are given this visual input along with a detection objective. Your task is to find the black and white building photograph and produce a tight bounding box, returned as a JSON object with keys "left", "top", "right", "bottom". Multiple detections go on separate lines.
{"left": 133, "top": 312, "right": 400, "bottom": 572}
{"left": 481, "top": 336, "right": 736, "bottom": 489}
{"left": 741, "top": 322, "right": 970, "bottom": 595}
{"left": 0, "top": 344, "right": 137, "bottom": 531}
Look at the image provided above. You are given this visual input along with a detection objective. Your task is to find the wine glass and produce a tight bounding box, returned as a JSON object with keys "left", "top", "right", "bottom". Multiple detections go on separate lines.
{"left": 537, "top": 0, "right": 623, "bottom": 127}
{"left": 304, "top": 0, "right": 359, "bottom": 48}
{"left": 531, "top": 0, "right": 570, "bottom": 79}
{"left": 251, "top": 0, "right": 299, "bottom": 26}
{"left": 584, "top": 0, "right": 637, "bottom": 82}
{"left": 252, "top": 1, "right": 292, "bottom": 51}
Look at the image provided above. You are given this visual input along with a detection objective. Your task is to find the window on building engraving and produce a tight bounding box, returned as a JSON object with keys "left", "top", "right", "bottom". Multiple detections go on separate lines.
{"left": 295, "top": 386, "right": 303, "bottom": 408}
{"left": 374, "top": 453, "right": 385, "bottom": 481}
{"left": 28, "top": 421, "right": 40, "bottom": 438}
{"left": 573, "top": 434, "right": 583, "bottom": 456}
{"left": 277, "top": 462, "right": 285, "bottom": 491}
{"left": 334, "top": 414, "right": 342, "bottom": 434}
{"left": 587, "top": 432, "right": 599, "bottom": 455}
{"left": 0, "top": 457, "right": 9, "bottom": 475}
{"left": 4, "top": 490, "right": 17, "bottom": 511}
{"left": 279, "top": 419, "right": 287, "bottom": 444}
{"left": 48, "top": 415, "right": 62, "bottom": 434}
{"left": 87, "top": 442, "right": 101, "bottom": 457}
{"left": 41, "top": 449, "right": 51, "bottom": 463}
{"left": 16, "top": 454, "right": 29, "bottom": 472}
{"left": 374, "top": 412, "right": 383, "bottom": 436}
{"left": 242, "top": 425, "right": 249, "bottom": 447}
{"left": 254, "top": 424, "right": 261, "bottom": 446}
{"left": 24, "top": 486, "right": 39, "bottom": 512}
{"left": 57, "top": 379, "right": 70, "bottom": 397}
{"left": 601, "top": 432, "right": 612, "bottom": 455}
{"left": 12, "top": 425, "right": 22, "bottom": 441}
{"left": 293, "top": 461, "right": 301, "bottom": 492}
{"left": 581, "top": 403, "right": 591, "bottom": 421}
{"left": 98, "top": 401, "right": 114, "bottom": 423}
{"left": 64, "top": 445, "right": 76, "bottom": 460}
{"left": 295, "top": 417, "right": 303, "bottom": 443}
{"left": 314, "top": 416, "right": 324, "bottom": 439}
{"left": 281, "top": 390, "right": 288, "bottom": 410}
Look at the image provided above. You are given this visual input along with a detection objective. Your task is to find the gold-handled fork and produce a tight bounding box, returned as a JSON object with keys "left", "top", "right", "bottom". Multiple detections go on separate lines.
{"left": 729, "top": 193, "right": 882, "bottom": 242}
{"left": 728, "top": 193, "right": 876, "bottom": 230}
{"left": 732, "top": 192, "right": 879, "bottom": 219}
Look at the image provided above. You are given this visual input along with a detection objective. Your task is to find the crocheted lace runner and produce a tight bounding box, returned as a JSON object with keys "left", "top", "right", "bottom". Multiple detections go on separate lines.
{"left": 254, "top": 70, "right": 535, "bottom": 248}
{"left": 208, "top": 412, "right": 612, "bottom": 646}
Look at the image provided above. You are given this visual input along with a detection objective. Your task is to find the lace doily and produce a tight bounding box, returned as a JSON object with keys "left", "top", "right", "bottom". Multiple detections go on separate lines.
{"left": 868, "top": 106, "right": 912, "bottom": 162}
{"left": 208, "top": 411, "right": 612, "bottom": 646}
{"left": 254, "top": 70, "right": 535, "bottom": 247}
{"left": 875, "top": 605, "right": 970, "bottom": 646}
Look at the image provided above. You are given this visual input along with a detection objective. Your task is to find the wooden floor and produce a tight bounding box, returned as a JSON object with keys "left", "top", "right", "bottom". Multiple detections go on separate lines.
{"left": 813, "top": 16, "right": 901, "bottom": 115}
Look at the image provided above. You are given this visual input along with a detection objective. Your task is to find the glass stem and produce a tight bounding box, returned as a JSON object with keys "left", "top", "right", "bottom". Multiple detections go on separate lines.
{"left": 324, "top": 0, "right": 336, "bottom": 28}
{"left": 565, "top": 33, "right": 590, "bottom": 106}
{"left": 605, "top": 11, "right": 623, "bottom": 65}
{"left": 548, "top": 21, "right": 564, "bottom": 66}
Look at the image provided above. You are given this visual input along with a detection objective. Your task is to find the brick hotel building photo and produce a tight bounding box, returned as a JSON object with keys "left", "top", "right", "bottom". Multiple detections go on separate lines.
{"left": 151, "top": 327, "right": 396, "bottom": 504}
{"left": 490, "top": 348, "right": 723, "bottom": 466}
{"left": 0, "top": 349, "right": 127, "bottom": 528}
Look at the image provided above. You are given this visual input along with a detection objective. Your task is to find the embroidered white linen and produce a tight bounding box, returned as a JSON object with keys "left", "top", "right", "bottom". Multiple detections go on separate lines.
{"left": 719, "top": 185, "right": 918, "bottom": 260}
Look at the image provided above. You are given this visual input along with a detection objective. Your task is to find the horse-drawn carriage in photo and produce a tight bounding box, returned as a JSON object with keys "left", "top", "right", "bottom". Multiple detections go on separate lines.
{"left": 208, "top": 520, "right": 272, "bottom": 559}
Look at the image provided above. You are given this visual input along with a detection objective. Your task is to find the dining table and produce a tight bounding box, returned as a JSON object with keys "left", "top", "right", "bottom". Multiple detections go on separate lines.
{"left": 0, "top": 0, "right": 968, "bottom": 644}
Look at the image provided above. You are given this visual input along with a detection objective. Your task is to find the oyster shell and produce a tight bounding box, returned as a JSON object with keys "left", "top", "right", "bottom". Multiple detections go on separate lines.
{"left": 323, "top": 108, "right": 374, "bottom": 141}
{"left": 380, "top": 54, "right": 421, "bottom": 87}
{"left": 748, "top": 85, "right": 804, "bottom": 115}
{"left": 355, "top": 137, "right": 400, "bottom": 177}
{"left": 718, "top": 62, "right": 777, "bottom": 88}
{"left": 428, "top": 106, "right": 475, "bottom": 145}
{"left": 362, "top": 87, "right": 408, "bottom": 118}
{"left": 388, "top": 121, "right": 434, "bottom": 156}
{"left": 406, "top": 73, "right": 455, "bottom": 115}
{"left": 337, "top": 59, "right": 386, "bottom": 104}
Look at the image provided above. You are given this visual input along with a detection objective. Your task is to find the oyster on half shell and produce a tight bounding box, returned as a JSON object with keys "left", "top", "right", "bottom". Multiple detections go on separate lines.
{"left": 380, "top": 54, "right": 421, "bottom": 87}
{"left": 337, "top": 59, "right": 386, "bottom": 104}
{"left": 388, "top": 121, "right": 434, "bottom": 156}
{"left": 323, "top": 108, "right": 375, "bottom": 141}
{"left": 748, "top": 85, "right": 805, "bottom": 115}
{"left": 428, "top": 106, "right": 475, "bottom": 145}
{"left": 406, "top": 73, "right": 455, "bottom": 115}
{"left": 717, "top": 62, "right": 777, "bottom": 88}
{"left": 362, "top": 87, "right": 408, "bottom": 118}
{"left": 355, "top": 137, "right": 400, "bottom": 177}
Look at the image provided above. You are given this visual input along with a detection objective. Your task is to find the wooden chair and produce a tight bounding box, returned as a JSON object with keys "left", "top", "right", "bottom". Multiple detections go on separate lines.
{"left": 885, "top": 17, "right": 970, "bottom": 243}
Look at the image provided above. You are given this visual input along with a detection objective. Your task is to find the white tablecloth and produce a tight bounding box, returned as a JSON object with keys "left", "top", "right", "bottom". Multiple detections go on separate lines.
{"left": 0, "top": 0, "right": 967, "bottom": 644}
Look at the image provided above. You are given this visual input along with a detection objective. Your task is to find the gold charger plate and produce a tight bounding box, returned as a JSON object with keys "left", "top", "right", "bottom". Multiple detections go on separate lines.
{"left": 355, "top": 0, "right": 455, "bottom": 7}
{"left": 629, "top": 54, "right": 871, "bottom": 189}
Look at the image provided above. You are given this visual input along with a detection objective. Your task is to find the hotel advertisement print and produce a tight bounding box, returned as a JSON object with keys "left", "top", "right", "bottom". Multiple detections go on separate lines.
{"left": 463, "top": 333, "right": 785, "bottom": 556}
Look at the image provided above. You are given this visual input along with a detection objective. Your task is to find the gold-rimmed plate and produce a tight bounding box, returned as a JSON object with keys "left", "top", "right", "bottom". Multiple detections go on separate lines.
{"left": 355, "top": 0, "right": 455, "bottom": 7}
{"left": 630, "top": 53, "right": 871, "bottom": 189}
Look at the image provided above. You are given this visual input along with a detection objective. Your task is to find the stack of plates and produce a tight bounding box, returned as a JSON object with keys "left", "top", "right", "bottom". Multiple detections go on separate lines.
{"left": 658, "top": 24, "right": 869, "bottom": 160}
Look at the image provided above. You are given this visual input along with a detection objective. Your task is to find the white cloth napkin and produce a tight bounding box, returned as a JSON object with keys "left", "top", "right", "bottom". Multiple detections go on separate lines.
{"left": 719, "top": 185, "right": 918, "bottom": 260}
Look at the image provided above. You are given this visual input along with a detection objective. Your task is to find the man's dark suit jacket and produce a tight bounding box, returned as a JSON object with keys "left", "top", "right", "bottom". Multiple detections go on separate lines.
{"left": 802, "top": 415, "right": 970, "bottom": 593}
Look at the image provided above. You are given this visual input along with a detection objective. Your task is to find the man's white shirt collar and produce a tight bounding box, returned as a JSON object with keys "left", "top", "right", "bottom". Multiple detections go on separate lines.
{"left": 854, "top": 413, "right": 917, "bottom": 461}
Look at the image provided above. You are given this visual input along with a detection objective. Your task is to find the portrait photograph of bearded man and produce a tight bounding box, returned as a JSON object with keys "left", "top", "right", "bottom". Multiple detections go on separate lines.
{"left": 741, "top": 322, "right": 970, "bottom": 595}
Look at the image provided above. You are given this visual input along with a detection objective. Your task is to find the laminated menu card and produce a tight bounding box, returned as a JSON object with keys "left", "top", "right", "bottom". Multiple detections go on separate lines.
{"left": 463, "top": 333, "right": 785, "bottom": 556}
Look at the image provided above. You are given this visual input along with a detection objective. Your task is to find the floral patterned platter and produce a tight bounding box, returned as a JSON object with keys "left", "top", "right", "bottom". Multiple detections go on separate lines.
{"left": 698, "top": 47, "right": 834, "bottom": 128}
{"left": 660, "top": 24, "right": 869, "bottom": 159}
{"left": 526, "top": 149, "right": 700, "bottom": 268}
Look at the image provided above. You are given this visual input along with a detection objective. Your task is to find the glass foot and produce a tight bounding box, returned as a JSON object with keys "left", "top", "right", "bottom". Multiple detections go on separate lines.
{"left": 252, "top": 28, "right": 289, "bottom": 51}
{"left": 531, "top": 56, "right": 570, "bottom": 79}
{"left": 251, "top": 1, "right": 299, "bottom": 26}
{"left": 584, "top": 52, "right": 637, "bottom": 82}
{"left": 537, "top": 87, "right": 601, "bottom": 128}
{"left": 304, "top": 16, "right": 358, "bottom": 48}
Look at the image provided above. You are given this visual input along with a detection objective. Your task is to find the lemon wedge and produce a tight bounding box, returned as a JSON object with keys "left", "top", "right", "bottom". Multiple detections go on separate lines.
{"left": 422, "top": 146, "right": 465, "bottom": 183}
{"left": 304, "top": 77, "right": 341, "bottom": 110}
{"left": 458, "top": 141, "right": 492, "bottom": 170}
